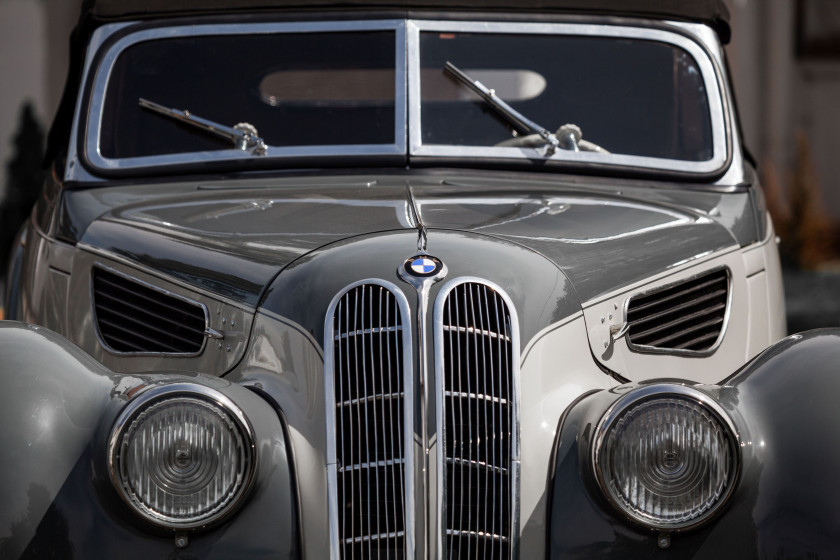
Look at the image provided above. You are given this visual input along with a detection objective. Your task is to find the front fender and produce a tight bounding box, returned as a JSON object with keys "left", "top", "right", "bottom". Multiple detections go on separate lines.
{"left": 548, "top": 329, "right": 840, "bottom": 558}
{"left": 0, "top": 321, "right": 298, "bottom": 559}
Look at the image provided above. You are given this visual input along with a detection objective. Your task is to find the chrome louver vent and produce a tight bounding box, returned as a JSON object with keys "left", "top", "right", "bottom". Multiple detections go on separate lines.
{"left": 329, "top": 283, "right": 409, "bottom": 559}
{"left": 92, "top": 267, "right": 206, "bottom": 354}
{"left": 438, "top": 282, "right": 517, "bottom": 559}
{"left": 626, "top": 268, "right": 729, "bottom": 353}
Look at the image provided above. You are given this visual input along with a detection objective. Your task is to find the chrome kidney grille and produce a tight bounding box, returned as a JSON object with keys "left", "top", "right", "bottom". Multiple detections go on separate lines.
{"left": 326, "top": 279, "right": 518, "bottom": 560}
{"left": 437, "top": 281, "right": 517, "bottom": 559}
{"left": 327, "top": 283, "right": 412, "bottom": 559}
{"left": 626, "top": 268, "right": 730, "bottom": 353}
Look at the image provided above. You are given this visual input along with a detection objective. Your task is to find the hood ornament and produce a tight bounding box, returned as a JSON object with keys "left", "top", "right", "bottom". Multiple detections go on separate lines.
{"left": 405, "top": 183, "right": 428, "bottom": 252}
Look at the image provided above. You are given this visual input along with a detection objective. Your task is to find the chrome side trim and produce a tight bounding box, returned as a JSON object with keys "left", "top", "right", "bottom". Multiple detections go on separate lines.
{"left": 79, "top": 243, "right": 255, "bottom": 312}
{"left": 83, "top": 20, "right": 406, "bottom": 175}
{"left": 433, "top": 278, "right": 521, "bottom": 560}
{"left": 591, "top": 383, "right": 741, "bottom": 532}
{"left": 324, "top": 279, "right": 414, "bottom": 559}
{"left": 407, "top": 20, "right": 728, "bottom": 175}
{"left": 90, "top": 262, "right": 209, "bottom": 357}
{"left": 623, "top": 266, "right": 732, "bottom": 357}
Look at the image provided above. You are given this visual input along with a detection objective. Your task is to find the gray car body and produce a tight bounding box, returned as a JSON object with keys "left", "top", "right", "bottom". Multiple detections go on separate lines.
{"left": 2, "top": 4, "right": 834, "bottom": 559}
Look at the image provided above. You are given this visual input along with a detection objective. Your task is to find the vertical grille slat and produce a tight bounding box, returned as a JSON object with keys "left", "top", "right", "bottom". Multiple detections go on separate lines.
{"left": 627, "top": 269, "right": 730, "bottom": 353}
{"left": 446, "top": 296, "right": 459, "bottom": 560}
{"left": 440, "top": 282, "right": 516, "bottom": 560}
{"left": 92, "top": 267, "right": 206, "bottom": 354}
{"left": 330, "top": 284, "right": 407, "bottom": 559}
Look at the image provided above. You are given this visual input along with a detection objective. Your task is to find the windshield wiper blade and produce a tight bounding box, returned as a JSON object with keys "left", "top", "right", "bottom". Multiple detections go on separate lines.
{"left": 139, "top": 98, "right": 267, "bottom": 156}
{"left": 444, "top": 61, "right": 564, "bottom": 155}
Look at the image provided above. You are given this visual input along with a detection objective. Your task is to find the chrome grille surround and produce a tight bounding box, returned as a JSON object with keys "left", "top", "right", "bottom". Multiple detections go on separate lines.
{"left": 325, "top": 280, "right": 414, "bottom": 559}
{"left": 91, "top": 264, "right": 208, "bottom": 355}
{"left": 434, "top": 278, "right": 520, "bottom": 560}
{"left": 625, "top": 267, "right": 731, "bottom": 356}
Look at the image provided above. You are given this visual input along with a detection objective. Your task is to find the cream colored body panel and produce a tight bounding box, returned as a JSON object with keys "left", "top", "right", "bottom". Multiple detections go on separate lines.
{"left": 582, "top": 222, "right": 785, "bottom": 384}
{"left": 517, "top": 314, "right": 618, "bottom": 558}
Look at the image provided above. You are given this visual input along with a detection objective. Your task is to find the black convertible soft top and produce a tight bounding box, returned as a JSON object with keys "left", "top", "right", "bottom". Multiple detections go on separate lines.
{"left": 85, "top": 0, "right": 730, "bottom": 40}
{"left": 46, "top": 0, "right": 730, "bottom": 166}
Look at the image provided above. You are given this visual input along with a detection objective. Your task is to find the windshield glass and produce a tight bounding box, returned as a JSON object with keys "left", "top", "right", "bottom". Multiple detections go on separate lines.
{"left": 419, "top": 31, "right": 713, "bottom": 161}
{"left": 99, "top": 30, "right": 397, "bottom": 159}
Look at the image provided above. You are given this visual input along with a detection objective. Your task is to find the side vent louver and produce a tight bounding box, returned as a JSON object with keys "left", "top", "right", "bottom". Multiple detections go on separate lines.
{"left": 92, "top": 267, "right": 206, "bottom": 354}
{"left": 626, "top": 268, "right": 729, "bottom": 353}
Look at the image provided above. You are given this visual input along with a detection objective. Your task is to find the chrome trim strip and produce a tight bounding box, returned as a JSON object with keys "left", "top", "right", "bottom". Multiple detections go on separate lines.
{"left": 84, "top": 20, "right": 406, "bottom": 174}
{"left": 90, "top": 262, "right": 210, "bottom": 357}
{"left": 445, "top": 529, "right": 508, "bottom": 541}
{"left": 337, "top": 392, "right": 405, "bottom": 408}
{"left": 591, "top": 383, "right": 741, "bottom": 532}
{"left": 407, "top": 20, "right": 728, "bottom": 175}
{"left": 344, "top": 530, "right": 407, "bottom": 545}
{"left": 340, "top": 458, "right": 406, "bottom": 473}
{"left": 65, "top": 22, "right": 134, "bottom": 182}
{"left": 79, "top": 243, "right": 256, "bottom": 312}
{"left": 397, "top": 254, "right": 449, "bottom": 559}
{"left": 433, "top": 277, "right": 521, "bottom": 560}
{"left": 107, "top": 382, "right": 258, "bottom": 530}
{"left": 623, "top": 266, "right": 732, "bottom": 357}
{"left": 324, "top": 279, "right": 414, "bottom": 559}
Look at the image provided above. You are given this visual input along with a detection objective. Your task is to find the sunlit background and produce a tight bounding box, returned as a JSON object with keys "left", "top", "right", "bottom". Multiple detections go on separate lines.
{"left": 0, "top": 0, "right": 839, "bottom": 330}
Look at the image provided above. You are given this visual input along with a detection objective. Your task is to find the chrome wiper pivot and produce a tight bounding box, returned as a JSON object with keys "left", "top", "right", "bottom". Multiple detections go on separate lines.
{"left": 138, "top": 98, "right": 267, "bottom": 155}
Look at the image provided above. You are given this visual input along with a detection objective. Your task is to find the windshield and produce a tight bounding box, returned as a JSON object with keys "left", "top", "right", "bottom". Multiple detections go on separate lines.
{"left": 419, "top": 32, "right": 713, "bottom": 161}
{"left": 85, "top": 20, "right": 725, "bottom": 175}
{"left": 99, "top": 29, "right": 398, "bottom": 159}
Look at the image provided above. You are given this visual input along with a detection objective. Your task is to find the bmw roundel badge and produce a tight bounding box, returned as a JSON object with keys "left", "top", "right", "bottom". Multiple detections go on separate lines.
{"left": 404, "top": 255, "right": 443, "bottom": 277}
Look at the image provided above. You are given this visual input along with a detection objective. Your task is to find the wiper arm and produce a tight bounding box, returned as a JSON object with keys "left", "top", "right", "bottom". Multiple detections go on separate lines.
{"left": 138, "top": 98, "right": 267, "bottom": 156}
{"left": 444, "top": 61, "right": 564, "bottom": 155}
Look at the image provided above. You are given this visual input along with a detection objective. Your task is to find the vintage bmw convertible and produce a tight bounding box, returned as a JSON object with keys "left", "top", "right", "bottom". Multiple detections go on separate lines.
{"left": 3, "top": 0, "right": 840, "bottom": 558}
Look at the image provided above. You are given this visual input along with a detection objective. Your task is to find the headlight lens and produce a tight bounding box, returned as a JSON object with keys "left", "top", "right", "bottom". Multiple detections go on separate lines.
{"left": 109, "top": 384, "right": 256, "bottom": 529}
{"left": 593, "top": 385, "right": 739, "bottom": 530}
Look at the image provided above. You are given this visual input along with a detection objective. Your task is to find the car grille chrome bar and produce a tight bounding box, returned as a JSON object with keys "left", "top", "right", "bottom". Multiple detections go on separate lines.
{"left": 445, "top": 529, "right": 509, "bottom": 542}
{"left": 345, "top": 531, "right": 407, "bottom": 545}
{"left": 326, "top": 281, "right": 413, "bottom": 560}
{"left": 435, "top": 279, "right": 520, "bottom": 560}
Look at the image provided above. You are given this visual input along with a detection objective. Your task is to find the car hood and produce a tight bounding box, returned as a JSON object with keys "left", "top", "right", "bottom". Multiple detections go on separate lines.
{"left": 77, "top": 174, "right": 745, "bottom": 306}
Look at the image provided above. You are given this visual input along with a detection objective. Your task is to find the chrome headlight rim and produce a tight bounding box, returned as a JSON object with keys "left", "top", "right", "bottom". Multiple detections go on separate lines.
{"left": 591, "top": 383, "right": 741, "bottom": 532}
{"left": 108, "top": 382, "right": 258, "bottom": 531}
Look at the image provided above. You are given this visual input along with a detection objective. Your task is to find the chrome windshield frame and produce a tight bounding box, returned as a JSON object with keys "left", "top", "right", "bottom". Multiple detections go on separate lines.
{"left": 407, "top": 19, "right": 730, "bottom": 176}
{"left": 71, "top": 17, "right": 731, "bottom": 180}
{"left": 80, "top": 20, "right": 407, "bottom": 176}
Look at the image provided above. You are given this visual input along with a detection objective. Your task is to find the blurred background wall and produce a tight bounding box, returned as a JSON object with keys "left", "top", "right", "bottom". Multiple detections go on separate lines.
{"left": 729, "top": 0, "right": 840, "bottom": 251}
{"left": 0, "top": 0, "right": 81, "bottom": 194}
{"left": 727, "top": 0, "right": 840, "bottom": 331}
{"left": 0, "top": 0, "right": 838, "bottom": 327}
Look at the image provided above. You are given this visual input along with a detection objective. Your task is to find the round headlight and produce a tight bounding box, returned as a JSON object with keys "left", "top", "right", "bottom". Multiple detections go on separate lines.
{"left": 108, "top": 384, "right": 256, "bottom": 529}
{"left": 592, "top": 384, "right": 739, "bottom": 531}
